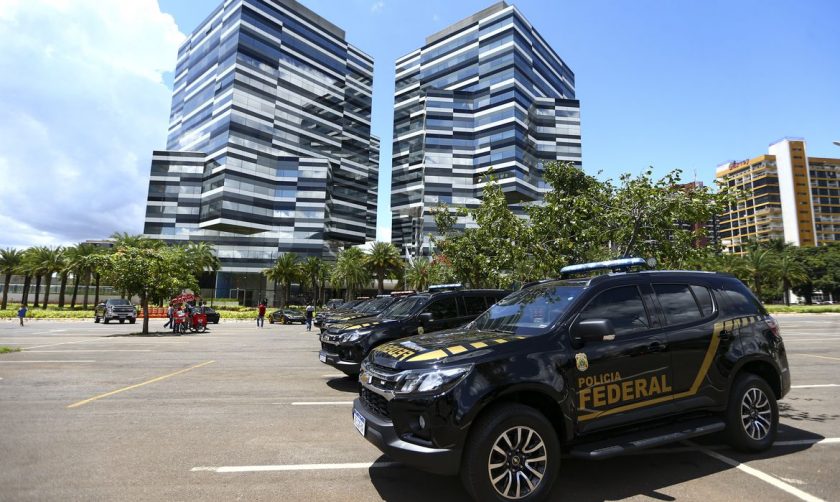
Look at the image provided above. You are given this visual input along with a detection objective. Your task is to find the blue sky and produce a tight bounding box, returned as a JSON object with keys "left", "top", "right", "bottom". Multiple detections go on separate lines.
{"left": 1, "top": 0, "right": 838, "bottom": 247}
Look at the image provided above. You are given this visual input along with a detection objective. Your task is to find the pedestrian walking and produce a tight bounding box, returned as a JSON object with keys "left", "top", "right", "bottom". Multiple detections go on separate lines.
{"left": 163, "top": 304, "right": 174, "bottom": 328}
{"left": 17, "top": 304, "right": 27, "bottom": 326}
{"left": 305, "top": 303, "right": 314, "bottom": 331}
{"left": 257, "top": 301, "right": 266, "bottom": 328}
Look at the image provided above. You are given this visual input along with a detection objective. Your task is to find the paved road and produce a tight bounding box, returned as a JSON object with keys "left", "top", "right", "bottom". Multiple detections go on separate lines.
{"left": 0, "top": 315, "right": 838, "bottom": 501}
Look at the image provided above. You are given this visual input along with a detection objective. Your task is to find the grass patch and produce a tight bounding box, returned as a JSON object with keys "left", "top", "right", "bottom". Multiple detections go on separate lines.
{"left": 766, "top": 305, "right": 840, "bottom": 314}
{"left": 0, "top": 309, "right": 94, "bottom": 319}
{"left": 0, "top": 346, "right": 21, "bottom": 353}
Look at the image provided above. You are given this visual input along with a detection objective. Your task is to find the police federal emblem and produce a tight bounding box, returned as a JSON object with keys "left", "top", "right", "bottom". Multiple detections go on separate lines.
{"left": 575, "top": 353, "right": 589, "bottom": 372}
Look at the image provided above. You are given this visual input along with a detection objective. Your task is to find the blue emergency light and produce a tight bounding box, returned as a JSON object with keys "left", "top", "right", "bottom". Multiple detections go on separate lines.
{"left": 560, "top": 257, "right": 650, "bottom": 277}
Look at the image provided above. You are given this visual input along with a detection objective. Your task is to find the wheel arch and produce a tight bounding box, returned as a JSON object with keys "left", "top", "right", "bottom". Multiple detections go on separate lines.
{"left": 464, "top": 383, "right": 569, "bottom": 445}
{"left": 732, "top": 357, "right": 783, "bottom": 399}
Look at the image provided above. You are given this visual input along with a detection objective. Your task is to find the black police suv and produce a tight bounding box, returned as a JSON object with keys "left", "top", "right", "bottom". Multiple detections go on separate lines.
{"left": 319, "top": 295, "right": 401, "bottom": 333}
{"left": 352, "top": 258, "right": 791, "bottom": 501}
{"left": 314, "top": 299, "right": 367, "bottom": 327}
{"left": 320, "top": 288, "right": 508, "bottom": 377}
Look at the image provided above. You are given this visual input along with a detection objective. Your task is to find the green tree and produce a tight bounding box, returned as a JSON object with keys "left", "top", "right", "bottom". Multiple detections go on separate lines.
{"left": 96, "top": 246, "right": 197, "bottom": 334}
{"left": 366, "top": 242, "right": 402, "bottom": 294}
{"left": 742, "top": 246, "right": 778, "bottom": 301}
{"left": 38, "top": 246, "right": 64, "bottom": 308}
{"left": 301, "top": 257, "right": 325, "bottom": 303}
{"left": 110, "top": 232, "right": 161, "bottom": 249}
{"left": 0, "top": 248, "right": 24, "bottom": 310}
{"left": 777, "top": 249, "right": 808, "bottom": 306}
{"left": 23, "top": 247, "right": 50, "bottom": 308}
{"left": 525, "top": 161, "right": 611, "bottom": 277}
{"left": 264, "top": 253, "right": 301, "bottom": 308}
{"left": 18, "top": 248, "right": 34, "bottom": 307}
{"left": 404, "top": 257, "right": 434, "bottom": 291}
{"left": 332, "top": 247, "right": 368, "bottom": 300}
{"left": 603, "top": 169, "right": 732, "bottom": 268}
{"left": 184, "top": 241, "right": 220, "bottom": 302}
{"left": 433, "top": 180, "right": 528, "bottom": 288}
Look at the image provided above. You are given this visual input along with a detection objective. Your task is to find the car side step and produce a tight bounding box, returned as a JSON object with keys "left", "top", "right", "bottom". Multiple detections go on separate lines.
{"left": 569, "top": 418, "right": 726, "bottom": 460}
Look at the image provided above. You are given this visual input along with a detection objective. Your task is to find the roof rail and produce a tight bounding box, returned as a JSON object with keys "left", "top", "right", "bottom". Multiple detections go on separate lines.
{"left": 560, "top": 257, "right": 652, "bottom": 278}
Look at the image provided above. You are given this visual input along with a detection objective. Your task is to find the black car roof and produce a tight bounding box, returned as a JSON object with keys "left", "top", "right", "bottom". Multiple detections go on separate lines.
{"left": 528, "top": 270, "right": 736, "bottom": 290}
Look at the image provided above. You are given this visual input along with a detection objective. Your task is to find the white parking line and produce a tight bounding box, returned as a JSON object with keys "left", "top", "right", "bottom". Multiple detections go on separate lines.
{"left": 22, "top": 339, "right": 97, "bottom": 350}
{"left": 791, "top": 384, "right": 839, "bottom": 389}
{"left": 690, "top": 442, "right": 825, "bottom": 502}
{"left": 26, "top": 350, "right": 153, "bottom": 353}
{"left": 322, "top": 374, "right": 348, "bottom": 378}
{"left": 775, "top": 438, "right": 840, "bottom": 446}
{"left": 0, "top": 360, "right": 96, "bottom": 363}
{"left": 191, "top": 461, "right": 397, "bottom": 473}
{"left": 290, "top": 401, "right": 354, "bottom": 406}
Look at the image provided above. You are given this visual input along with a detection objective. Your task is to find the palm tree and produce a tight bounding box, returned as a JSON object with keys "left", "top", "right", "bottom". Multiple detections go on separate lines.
{"left": 332, "top": 247, "right": 368, "bottom": 301}
{"left": 317, "top": 262, "right": 332, "bottom": 305}
{"left": 184, "top": 242, "right": 221, "bottom": 301}
{"left": 24, "top": 247, "right": 50, "bottom": 308}
{"left": 777, "top": 250, "right": 809, "bottom": 306}
{"left": 18, "top": 248, "right": 35, "bottom": 307}
{"left": 743, "top": 247, "right": 778, "bottom": 300}
{"left": 65, "top": 244, "right": 91, "bottom": 308}
{"left": 404, "top": 257, "right": 433, "bottom": 291}
{"left": 111, "top": 232, "right": 160, "bottom": 249}
{"left": 39, "top": 246, "right": 64, "bottom": 308}
{"left": 301, "top": 257, "right": 324, "bottom": 303}
{"left": 365, "top": 242, "right": 401, "bottom": 295}
{"left": 0, "top": 248, "right": 24, "bottom": 310}
{"left": 264, "top": 253, "right": 301, "bottom": 308}
{"left": 56, "top": 248, "right": 71, "bottom": 308}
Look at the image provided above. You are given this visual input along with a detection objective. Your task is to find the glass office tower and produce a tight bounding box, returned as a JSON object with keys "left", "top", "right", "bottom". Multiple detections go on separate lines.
{"left": 143, "top": 0, "right": 378, "bottom": 302}
{"left": 391, "top": 1, "right": 581, "bottom": 256}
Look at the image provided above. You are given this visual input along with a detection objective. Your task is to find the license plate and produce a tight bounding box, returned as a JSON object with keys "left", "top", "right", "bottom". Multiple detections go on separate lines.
{"left": 353, "top": 409, "right": 366, "bottom": 436}
{"left": 319, "top": 353, "right": 326, "bottom": 363}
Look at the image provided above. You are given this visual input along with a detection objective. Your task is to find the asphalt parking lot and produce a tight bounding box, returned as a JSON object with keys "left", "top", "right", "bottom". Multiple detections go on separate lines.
{"left": 0, "top": 315, "right": 838, "bottom": 501}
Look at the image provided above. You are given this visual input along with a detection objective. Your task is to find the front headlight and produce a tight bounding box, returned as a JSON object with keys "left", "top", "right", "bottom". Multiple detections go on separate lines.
{"left": 394, "top": 365, "right": 473, "bottom": 394}
{"left": 342, "top": 330, "right": 370, "bottom": 343}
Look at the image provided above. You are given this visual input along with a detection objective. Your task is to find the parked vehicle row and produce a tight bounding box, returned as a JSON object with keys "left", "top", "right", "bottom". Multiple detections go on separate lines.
{"left": 316, "top": 258, "right": 790, "bottom": 502}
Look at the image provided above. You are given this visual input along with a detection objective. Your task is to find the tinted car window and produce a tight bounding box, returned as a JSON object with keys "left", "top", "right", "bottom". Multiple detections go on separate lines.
{"left": 463, "top": 296, "right": 487, "bottom": 316}
{"left": 653, "top": 284, "right": 703, "bottom": 325}
{"left": 690, "top": 285, "right": 714, "bottom": 316}
{"left": 578, "top": 285, "right": 649, "bottom": 336}
{"left": 724, "top": 282, "right": 767, "bottom": 316}
{"left": 427, "top": 297, "right": 459, "bottom": 319}
{"left": 107, "top": 299, "right": 131, "bottom": 306}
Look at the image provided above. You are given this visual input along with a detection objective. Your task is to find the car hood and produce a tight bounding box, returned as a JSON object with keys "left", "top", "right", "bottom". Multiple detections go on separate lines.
{"left": 370, "top": 329, "right": 527, "bottom": 369}
{"left": 327, "top": 316, "right": 396, "bottom": 334}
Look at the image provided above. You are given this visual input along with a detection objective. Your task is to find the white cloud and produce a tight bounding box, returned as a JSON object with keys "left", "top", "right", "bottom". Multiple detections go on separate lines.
{"left": 0, "top": 0, "right": 185, "bottom": 248}
{"left": 370, "top": 1, "right": 384, "bottom": 13}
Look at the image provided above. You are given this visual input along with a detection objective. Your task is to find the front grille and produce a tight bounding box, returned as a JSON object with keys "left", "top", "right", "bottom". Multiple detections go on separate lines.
{"left": 361, "top": 388, "right": 390, "bottom": 419}
{"left": 321, "top": 342, "right": 337, "bottom": 352}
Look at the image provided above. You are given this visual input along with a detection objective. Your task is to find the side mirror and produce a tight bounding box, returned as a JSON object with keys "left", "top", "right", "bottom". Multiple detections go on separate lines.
{"left": 418, "top": 312, "right": 433, "bottom": 326}
{"left": 571, "top": 318, "right": 616, "bottom": 343}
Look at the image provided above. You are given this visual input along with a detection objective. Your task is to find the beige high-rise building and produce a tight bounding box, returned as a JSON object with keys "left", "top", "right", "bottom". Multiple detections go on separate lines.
{"left": 716, "top": 138, "right": 840, "bottom": 254}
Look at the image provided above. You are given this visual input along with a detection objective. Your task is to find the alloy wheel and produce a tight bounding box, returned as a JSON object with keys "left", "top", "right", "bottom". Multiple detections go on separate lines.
{"left": 487, "top": 426, "right": 547, "bottom": 500}
{"left": 741, "top": 387, "right": 772, "bottom": 441}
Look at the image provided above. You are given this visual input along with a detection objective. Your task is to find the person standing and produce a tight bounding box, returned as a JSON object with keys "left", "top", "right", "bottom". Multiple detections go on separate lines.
{"left": 257, "top": 301, "right": 266, "bottom": 328}
{"left": 17, "top": 304, "right": 27, "bottom": 326}
{"left": 163, "top": 304, "right": 174, "bottom": 329}
{"left": 305, "top": 303, "right": 315, "bottom": 331}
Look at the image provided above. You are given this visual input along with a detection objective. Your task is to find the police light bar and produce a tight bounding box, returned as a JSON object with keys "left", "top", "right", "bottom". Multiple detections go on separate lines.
{"left": 560, "top": 258, "right": 649, "bottom": 277}
{"left": 390, "top": 290, "right": 416, "bottom": 297}
{"left": 428, "top": 283, "right": 464, "bottom": 292}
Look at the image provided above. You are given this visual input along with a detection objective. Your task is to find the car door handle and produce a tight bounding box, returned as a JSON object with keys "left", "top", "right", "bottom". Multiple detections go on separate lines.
{"left": 647, "top": 342, "right": 667, "bottom": 353}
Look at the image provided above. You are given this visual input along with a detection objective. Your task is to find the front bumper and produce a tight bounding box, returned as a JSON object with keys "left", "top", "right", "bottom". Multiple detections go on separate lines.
{"left": 319, "top": 349, "right": 361, "bottom": 375}
{"left": 352, "top": 398, "right": 460, "bottom": 476}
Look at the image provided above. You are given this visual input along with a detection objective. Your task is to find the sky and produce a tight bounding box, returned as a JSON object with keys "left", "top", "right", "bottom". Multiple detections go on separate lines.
{"left": 1, "top": 0, "right": 839, "bottom": 249}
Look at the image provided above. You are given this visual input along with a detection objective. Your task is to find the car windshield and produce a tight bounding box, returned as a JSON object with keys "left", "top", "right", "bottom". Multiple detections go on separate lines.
{"left": 284, "top": 310, "right": 300, "bottom": 315}
{"left": 108, "top": 299, "right": 131, "bottom": 306}
{"left": 351, "top": 300, "right": 372, "bottom": 312}
{"left": 380, "top": 295, "right": 428, "bottom": 319}
{"left": 471, "top": 284, "right": 583, "bottom": 336}
{"left": 361, "top": 297, "right": 394, "bottom": 314}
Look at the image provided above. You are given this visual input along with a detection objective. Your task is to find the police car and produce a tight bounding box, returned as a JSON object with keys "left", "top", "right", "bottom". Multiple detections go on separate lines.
{"left": 352, "top": 258, "right": 790, "bottom": 501}
{"left": 319, "top": 286, "right": 508, "bottom": 376}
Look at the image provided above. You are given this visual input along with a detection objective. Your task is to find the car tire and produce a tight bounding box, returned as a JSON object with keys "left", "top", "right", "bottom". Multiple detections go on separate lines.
{"left": 460, "top": 403, "right": 559, "bottom": 502}
{"left": 269, "top": 317, "right": 274, "bottom": 324}
{"left": 94, "top": 316, "right": 100, "bottom": 323}
{"left": 725, "top": 373, "right": 778, "bottom": 453}
{"left": 119, "top": 319, "right": 125, "bottom": 324}
{"left": 129, "top": 319, "right": 135, "bottom": 324}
